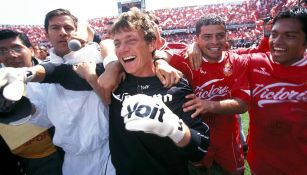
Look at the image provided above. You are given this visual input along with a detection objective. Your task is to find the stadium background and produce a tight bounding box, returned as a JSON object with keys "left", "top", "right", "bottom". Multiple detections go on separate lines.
{"left": 0, "top": 0, "right": 300, "bottom": 50}
{"left": 0, "top": 0, "right": 304, "bottom": 174}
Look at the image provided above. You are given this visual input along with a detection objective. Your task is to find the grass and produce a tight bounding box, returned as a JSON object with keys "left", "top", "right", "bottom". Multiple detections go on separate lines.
{"left": 189, "top": 112, "right": 251, "bottom": 175}
{"left": 242, "top": 113, "right": 251, "bottom": 175}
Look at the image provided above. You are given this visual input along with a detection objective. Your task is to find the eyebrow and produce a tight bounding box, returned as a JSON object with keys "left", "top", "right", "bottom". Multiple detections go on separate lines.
{"left": 0, "top": 44, "right": 22, "bottom": 49}
{"left": 271, "top": 29, "right": 300, "bottom": 34}
{"left": 202, "top": 32, "right": 226, "bottom": 35}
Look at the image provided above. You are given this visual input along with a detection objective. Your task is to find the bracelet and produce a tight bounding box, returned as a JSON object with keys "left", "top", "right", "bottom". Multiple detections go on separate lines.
{"left": 153, "top": 57, "right": 166, "bottom": 67}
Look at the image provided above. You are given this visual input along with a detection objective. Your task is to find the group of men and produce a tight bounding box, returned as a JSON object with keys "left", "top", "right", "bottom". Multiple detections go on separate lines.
{"left": 0, "top": 4, "right": 306, "bottom": 175}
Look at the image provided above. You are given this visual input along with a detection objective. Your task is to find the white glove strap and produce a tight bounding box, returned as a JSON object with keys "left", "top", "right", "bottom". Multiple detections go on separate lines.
{"left": 103, "top": 55, "right": 118, "bottom": 68}
{"left": 24, "top": 69, "right": 36, "bottom": 82}
{"left": 169, "top": 118, "right": 185, "bottom": 143}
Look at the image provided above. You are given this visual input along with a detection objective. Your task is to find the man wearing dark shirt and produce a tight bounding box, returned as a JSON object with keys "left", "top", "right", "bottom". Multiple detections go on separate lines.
{"left": 0, "top": 8, "right": 210, "bottom": 175}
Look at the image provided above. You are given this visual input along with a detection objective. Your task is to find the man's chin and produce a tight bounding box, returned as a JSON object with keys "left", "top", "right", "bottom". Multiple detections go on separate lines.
{"left": 55, "top": 48, "right": 70, "bottom": 57}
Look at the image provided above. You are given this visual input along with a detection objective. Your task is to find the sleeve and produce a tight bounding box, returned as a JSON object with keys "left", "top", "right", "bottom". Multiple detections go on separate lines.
{"left": 26, "top": 83, "right": 53, "bottom": 128}
{"left": 230, "top": 55, "right": 251, "bottom": 104}
{"left": 40, "top": 62, "right": 105, "bottom": 91}
{"left": 169, "top": 80, "right": 210, "bottom": 161}
{"left": 169, "top": 54, "right": 194, "bottom": 82}
{"left": 256, "top": 37, "right": 270, "bottom": 53}
{"left": 230, "top": 37, "right": 269, "bottom": 54}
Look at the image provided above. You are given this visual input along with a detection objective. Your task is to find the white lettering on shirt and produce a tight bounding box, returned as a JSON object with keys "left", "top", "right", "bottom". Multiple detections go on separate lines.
{"left": 253, "top": 83, "right": 307, "bottom": 107}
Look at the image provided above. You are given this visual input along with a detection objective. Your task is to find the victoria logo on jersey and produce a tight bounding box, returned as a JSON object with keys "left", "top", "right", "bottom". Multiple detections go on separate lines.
{"left": 253, "top": 82, "right": 306, "bottom": 107}
{"left": 253, "top": 67, "right": 271, "bottom": 76}
{"left": 195, "top": 78, "right": 230, "bottom": 100}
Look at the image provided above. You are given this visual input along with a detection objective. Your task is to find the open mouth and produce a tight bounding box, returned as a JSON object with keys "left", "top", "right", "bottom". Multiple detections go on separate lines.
{"left": 208, "top": 47, "right": 220, "bottom": 52}
{"left": 273, "top": 47, "right": 287, "bottom": 55}
{"left": 122, "top": 56, "right": 136, "bottom": 63}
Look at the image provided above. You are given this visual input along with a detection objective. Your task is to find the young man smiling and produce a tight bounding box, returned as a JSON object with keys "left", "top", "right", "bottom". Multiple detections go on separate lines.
{"left": 183, "top": 6, "right": 307, "bottom": 175}
{"left": 73, "top": 8, "right": 210, "bottom": 175}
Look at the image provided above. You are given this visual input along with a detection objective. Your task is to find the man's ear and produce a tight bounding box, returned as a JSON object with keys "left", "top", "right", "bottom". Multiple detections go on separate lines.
{"left": 194, "top": 35, "right": 199, "bottom": 43}
{"left": 45, "top": 31, "right": 50, "bottom": 41}
{"left": 29, "top": 47, "right": 35, "bottom": 57}
{"left": 149, "top": 40, "right": 156, "bottom": 53}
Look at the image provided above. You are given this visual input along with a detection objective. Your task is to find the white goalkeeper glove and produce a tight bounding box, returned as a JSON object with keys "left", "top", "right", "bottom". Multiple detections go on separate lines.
{"left": 121, "top": 94, "right": 185, "bottom": 143}
{"left": 0, "top": 67, "right": 35, "bottom": 101}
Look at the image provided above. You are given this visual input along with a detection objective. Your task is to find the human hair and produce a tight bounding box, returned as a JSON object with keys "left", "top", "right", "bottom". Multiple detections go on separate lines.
{"left": 44, "top": 8, "right": 78, "bottom": 33}
{"left": 112, "top": 7, "right": 156, "bottom": 43}
{"left": 144, "top": 11, "right": 160, "bottom": 25}
{"left": 273, "top": 6, "right": 307, "bottom": 41}
{"left": 195, "top": 14, "right": 226, "bottom": 36}
{"left": 0, "top": 29, "right": 32, "bottom": 48}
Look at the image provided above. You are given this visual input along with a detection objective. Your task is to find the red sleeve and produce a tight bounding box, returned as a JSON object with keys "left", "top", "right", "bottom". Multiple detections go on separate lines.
{"left": 230, "top": 37, "right": 269, "bottom": 54}
{"left": 230, "top": 55, "right": 251, "bottom": 104}
{"left": 256, "top": 37, "right": 270, "bottom": 53}
{"left": 169, "top": 54, "right": 193, "bottom": 82}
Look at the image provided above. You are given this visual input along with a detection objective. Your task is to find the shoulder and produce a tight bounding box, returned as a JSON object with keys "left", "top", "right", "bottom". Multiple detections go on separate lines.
{"left": 167, "top": 78, "right": 193, "bottom": 98}
{"left": 248, "top": 52, "right": 271, "bottom": 66}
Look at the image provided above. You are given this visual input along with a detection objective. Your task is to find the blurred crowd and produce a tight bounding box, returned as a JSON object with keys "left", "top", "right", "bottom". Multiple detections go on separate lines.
{"left": 0, "top": 0, "right": 298, "bottom": 52}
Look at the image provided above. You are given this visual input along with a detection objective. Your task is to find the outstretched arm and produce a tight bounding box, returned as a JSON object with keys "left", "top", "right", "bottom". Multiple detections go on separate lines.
{"left": 183, "top": 94, "right": 248, "bottom": 118}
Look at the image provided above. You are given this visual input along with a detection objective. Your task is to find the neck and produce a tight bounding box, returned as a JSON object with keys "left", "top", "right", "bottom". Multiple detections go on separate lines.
{"left": 132, "top": 63, "right": 155, "bottom": 77}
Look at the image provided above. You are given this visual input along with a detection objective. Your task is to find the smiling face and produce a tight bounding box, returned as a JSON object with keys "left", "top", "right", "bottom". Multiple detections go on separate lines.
{"left": 45, "top": 15, "right": 77, "bottom": 57}
{"left": 269, "top": 18, "right": 307, "bottom": 66}
{"left": 0, "top": 37, "right": 33, "bottom": 67}
{"left": 195, "top": 24, "right": 227, "bottom": 62}
{"left": 114, "top": 28, "right": 155, "bottom": 77}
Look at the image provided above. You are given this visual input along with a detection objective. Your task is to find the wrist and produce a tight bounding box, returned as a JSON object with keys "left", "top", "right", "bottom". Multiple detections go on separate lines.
{"left": 174, "top": 124, "right": 190, "bottom": 147}
{"left": 103, "top": 55, "right": 118, "bottom": 68}
{"left": 169, "top": 118, "right": 186, "bottom": 144}
{"left": 24, "top": 68, "right": 36, "bottom": 82}
{"left": 153, "top": 57, "right": 166, "bottom": 67}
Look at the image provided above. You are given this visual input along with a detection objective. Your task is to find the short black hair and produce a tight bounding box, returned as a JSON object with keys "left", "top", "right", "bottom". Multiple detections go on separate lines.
{"left": 195, "top": 14, "right": 226, "bottom": 36}
{"left": 44, "top": 8, "right": 78, "bottom": 33}
{"left": 0, "top": 29, "right": 32, "bottom": 48}
{"left": 273, "top": 6, "right": 307, "bottom": 41}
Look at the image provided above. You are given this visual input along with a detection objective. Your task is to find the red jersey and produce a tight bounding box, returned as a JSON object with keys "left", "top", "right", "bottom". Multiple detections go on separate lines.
{"left": 170, "top": 51, "right": 250, "bottom": 172}
{"left": 246, "top": 53, "right": 307, "bottom": 174}
{"left": 170, "top": 51, "right": 250, "bottom": 107}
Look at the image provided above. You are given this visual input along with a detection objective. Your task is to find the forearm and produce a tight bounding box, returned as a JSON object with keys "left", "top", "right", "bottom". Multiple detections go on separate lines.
{"left": 176, "top": 124, "right": 191, "bottom": 147}
{"left": 83, "top": 73, "right": 106, "bottom": 101}
{"left": 209, "top": 98, "right": 248, "bottom": 115}
{"left": 27, "top": 65, "right": 47, "bottom": 82}
{"left": 100, "top": 39, "right": 119, "bottom": 67}
{"left": 153, "top": 50, "right": 172, "bottom": 63}
{"left": 40, "top": 62, "right": 95, "bottom": 90}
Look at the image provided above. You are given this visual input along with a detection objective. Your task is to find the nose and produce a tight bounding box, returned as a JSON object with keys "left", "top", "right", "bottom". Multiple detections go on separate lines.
{"left": 116, "top": 43, "right": 130, "bottom": 57}
{"left": 59, "top": 27, "right": 68, "bottom": 36}
{"left": 273, "top": 34, "right": 284, "bottom": 45}
{"left": 211, "top": 35, "right": 219, "bottom": 44}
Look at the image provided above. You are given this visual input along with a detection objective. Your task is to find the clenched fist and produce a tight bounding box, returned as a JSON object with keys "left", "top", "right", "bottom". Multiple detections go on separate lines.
{"left": 121, "top": 94, "right": 185, "bottom": 143}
